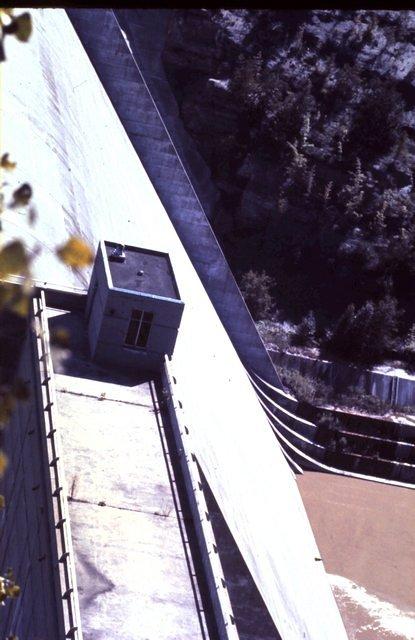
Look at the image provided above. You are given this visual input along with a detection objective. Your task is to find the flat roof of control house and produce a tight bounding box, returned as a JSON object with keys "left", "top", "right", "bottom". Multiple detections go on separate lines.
{"left": 105, "top": 241, "right": 181, "bottom": 300}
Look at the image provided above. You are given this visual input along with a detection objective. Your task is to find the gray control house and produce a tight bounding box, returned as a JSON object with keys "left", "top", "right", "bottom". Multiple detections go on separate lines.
{"left": 86, "top": 240, "right": 184, "bottom": 371}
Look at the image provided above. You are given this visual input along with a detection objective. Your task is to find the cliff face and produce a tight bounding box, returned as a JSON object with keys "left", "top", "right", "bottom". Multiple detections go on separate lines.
{"left": 162, "top": 10, "right": 415, "bottom": 332}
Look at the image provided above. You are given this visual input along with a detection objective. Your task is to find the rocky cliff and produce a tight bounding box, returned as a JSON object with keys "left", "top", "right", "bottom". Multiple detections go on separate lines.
{"left": 162, "top": 10, "right": 415, "bottom": 361}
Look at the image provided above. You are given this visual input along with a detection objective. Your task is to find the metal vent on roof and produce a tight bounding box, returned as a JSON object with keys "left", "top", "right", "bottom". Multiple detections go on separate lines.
{"left": 109, "top": 244, "right": 126, "bottom": 262}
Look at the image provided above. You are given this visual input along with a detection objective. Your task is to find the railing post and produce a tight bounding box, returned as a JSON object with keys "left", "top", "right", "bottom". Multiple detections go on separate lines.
{"left": 33, "top": 291, "right": 83, "bottom": 640}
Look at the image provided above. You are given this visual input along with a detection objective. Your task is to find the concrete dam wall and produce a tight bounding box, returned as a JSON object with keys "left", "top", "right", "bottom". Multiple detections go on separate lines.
{"left": 66, "top": 8, "right": 284, "bottom": 393}
{"left": 273, "top": 349, "right": 415, "bottom": 411}
{"left": 2, "top": 9, "right": 348, "bottom": 640}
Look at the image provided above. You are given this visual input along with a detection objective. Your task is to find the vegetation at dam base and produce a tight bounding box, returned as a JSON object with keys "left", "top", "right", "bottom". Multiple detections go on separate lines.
{"left": 276, "top": 365, "right": 412, "bottom": 418}
{"left": 275, "top": 366, "right": 415, "bottom": 471}
{"left": 163, "top": 9, "right": 415, "bottom": 369}
{"left": 248, "top": 272, "right": 415, "bottom": 369}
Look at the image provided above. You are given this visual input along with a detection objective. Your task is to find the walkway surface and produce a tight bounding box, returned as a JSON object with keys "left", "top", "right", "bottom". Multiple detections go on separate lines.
{"left": 48, "top": 307, "right": 210, "bottom": 640}
{"left": 298, "top": 472, "right": 415, "bottom": 640}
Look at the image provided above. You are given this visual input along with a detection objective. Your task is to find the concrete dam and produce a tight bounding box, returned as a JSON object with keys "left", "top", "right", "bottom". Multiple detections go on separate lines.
{"left": 63, "top": 9, "right": 415, "bottom": 489}
{"left": 0, "top": 8, "right": 363, "bottom": 639}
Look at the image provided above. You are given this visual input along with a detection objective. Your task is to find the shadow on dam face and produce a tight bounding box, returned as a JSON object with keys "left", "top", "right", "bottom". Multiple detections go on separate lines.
{"left": 197, "top": 465, "right": 283, "bottom": 640}
{"left": 48, "top": 309, "right": 151, "bottom": 387}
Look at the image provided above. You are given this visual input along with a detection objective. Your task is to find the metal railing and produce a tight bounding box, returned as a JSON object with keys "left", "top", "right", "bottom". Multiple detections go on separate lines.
{"left": 162, "top": 356, "right": 240, "bottom": 640}
{"left": 33, "top": 291, "right": 83, "bottom": 640}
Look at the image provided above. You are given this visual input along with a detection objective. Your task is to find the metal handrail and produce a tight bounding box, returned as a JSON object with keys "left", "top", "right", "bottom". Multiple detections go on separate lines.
{"left": 163, "top": 356, "right": 240, "bottom": 640}
{"left": 33, "top": 291, "right": 83, "bottom": 640}
{"left": 2, "top": 273, "right": 86, "bottom": 295}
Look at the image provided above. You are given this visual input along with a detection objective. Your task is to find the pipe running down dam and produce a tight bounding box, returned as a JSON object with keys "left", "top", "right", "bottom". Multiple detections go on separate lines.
{"left": 0, "top": 8, "right": 350, "bottom": 640}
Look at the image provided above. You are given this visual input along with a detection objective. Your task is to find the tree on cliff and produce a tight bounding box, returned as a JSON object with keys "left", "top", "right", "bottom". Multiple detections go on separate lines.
{"left": 327, "top": 296, "right": 400, "bottom": 362}
{"left": 163, "top": 10, "right": 415, "bottom": 367}
{"left": 239, "top": 269, "right": 275, "bottom": 320}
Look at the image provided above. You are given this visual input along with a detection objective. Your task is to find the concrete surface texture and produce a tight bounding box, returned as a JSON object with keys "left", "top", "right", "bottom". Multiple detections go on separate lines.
{"left": 106, "top": 243, "right": 180, "bottom": 300}
{"left": 198, "top": 466, "right": 282, "bottom": 640}
{"left": 3, "top": 10, "right": 347, "bottom": 639}
{"left": 298, "top": 472, "right": 415, "bottom": 640}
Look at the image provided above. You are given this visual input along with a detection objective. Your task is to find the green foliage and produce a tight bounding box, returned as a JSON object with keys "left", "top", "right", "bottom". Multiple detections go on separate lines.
{"left": 315, "top": 411, "right": 345, "bottom": 449}
{"left": 403, "top": 323, "right": 415, "bottom": 369}
{"left": 168, "top": 10, "right": 415, "bottom": 368}
{"left": 316, "top": 411, "right": 341, "bottom": 433}
{"left": 345, "top": 77, "right": 405, "bottom": 161}
{"left": 231, "top": 52, "right": 265, "bottom": 113}
{"left": 277, "top": 367, "right": 395, "bottom": 416}
{"left": 292, "top": 310, "right": 318, "bottom": 347}
{"left": 325, "top": 64, "right": 362, "bottom": 107}
{"left": 256, "top": 319, "right": 291, "bottom": 350}
{"left": 321, "top": 420, "right": 350, "bottom": 455}
{"left": 404, "top": 323, "right": 415, "bottom": 354}
{"left": 231, "top": 53, "right": 315, "bottom": 152}
{"left": 327, "top": 295, "right": 400, "bottom": 363}
{"left": 226, "top": 17, "right": 415, "bottom": 343}
{"left": 277, "top": 367, "right": 332, "bottom": 405}
{"left": 278, "top": 368, "right": 317, "bottom": 404}
{"left": 239, "top": 269, "right": 275, "bottom": 320}
{"left": 337, "top": 157, "right": 365, "bottom": 221}
{"left": 265, "top": 86, "right": 315, "bottom": 150}
{"left": 336, "top": 387, "right": 391, "bottom": 416}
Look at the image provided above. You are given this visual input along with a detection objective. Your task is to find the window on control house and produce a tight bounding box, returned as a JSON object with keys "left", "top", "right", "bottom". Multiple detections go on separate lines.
{"left": 124, "top": 309, "right": 154, "bottom": 349}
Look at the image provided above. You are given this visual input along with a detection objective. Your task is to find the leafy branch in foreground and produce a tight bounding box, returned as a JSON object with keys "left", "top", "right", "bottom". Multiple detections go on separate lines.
{"left": 0, "top": 8, "right": 32, "bottom": 61}
{"left": 0, "top": 7, "right": 93, "bottom": 608}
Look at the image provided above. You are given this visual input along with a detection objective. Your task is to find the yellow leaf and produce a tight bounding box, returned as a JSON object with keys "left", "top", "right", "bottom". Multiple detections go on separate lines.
{"left": 0, "top": 281, "right": 32, "bottom": 316}
{"left": 0, "top": 392, "right": 15, "bottom": 427}
{"left": 0, "top": 241, "right": 29, "bottom": 278}
{"left": 28, "top": 206, "right": 37, "bottom": 226}
{"left": 51, "top": 327, "right": 70, "bottom": 348}
{"left": 10, "top": 182, "right": 32, "bottom": 207}
{"left": 56, "top": 236, "right": 94, "bottom": 268}
{"left": 13, "top": 12, "right": 31, "bottom": 42}
{"left": 6, "top": 584, "right": 20, "bottom": 598}
{"left": 0, "top": 282, "right": 15, "bottom": 309}
{"left": 10, "top": 292, "right": 30, "bottom": 317}
{"left": 0, "top": 452, "right": 8, "bottom": 476}
{"left": 0, "top": 495, "right": 5, "bottom": 508}
{"left": 0, "top": 153, "right": 16, "bottom": 171}
{"left": 22, "top": 275, "right": 33, "bottom": 295}
{"left": 12, "top": 379, "right": 30, "bottom": 401}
